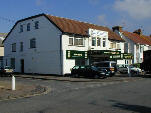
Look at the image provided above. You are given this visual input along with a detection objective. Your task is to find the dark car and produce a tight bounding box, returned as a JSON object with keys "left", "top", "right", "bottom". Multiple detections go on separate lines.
{"left": 71, "top": 65, "right": 108, "bottom": 79}
{"left": 0, "top": 66, "right": 14, "bottom": 77}
{"left": 93, "top": 61, "right": 117, "bottom": 76}
{"left": 0, "top": 67, "right": 4, "bottom": 75}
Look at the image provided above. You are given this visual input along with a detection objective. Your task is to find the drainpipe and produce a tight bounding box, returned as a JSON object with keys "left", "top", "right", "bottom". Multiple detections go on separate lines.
{"left": 59, "top": 34, "right": 63, "bottom": 75}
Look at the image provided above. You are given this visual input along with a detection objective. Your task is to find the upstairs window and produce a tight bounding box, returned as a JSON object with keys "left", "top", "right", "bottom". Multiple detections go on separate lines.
{"left": 20, "top": 42, "right": 23, "bottom": 52}
{"left": 20, "top": 25, "right": 23, "bottom": 32}
{"left": 69, "top": 37, "right": 73, "bottom": 45}
{"left": 30, "top": 38, "right": 36, "bottom": 48}
{"left": 97, "top": 38, "right": 101, "bottom": 46}
{"left": 110, "top": 42, "right": 116, "bottom": 48}
{"left": 117, "top": 43, "right": 120, "bottom": 49}
{"left": 103, "top": 38, "right": 106, "bottom": 47}
{"left": 12, "top": 43, "right": 16, "bottom": 52}
{"left": 35, "top": 21, "right": 39, "bottom": 29}
{"left": 74, "top": 37, "right": 84, "bottom": 46}
{"left": 27, "top": 23, "right": 30, "bottom": 31}
{"left": 92, "top": 37, "right": 96, "bottom": 46}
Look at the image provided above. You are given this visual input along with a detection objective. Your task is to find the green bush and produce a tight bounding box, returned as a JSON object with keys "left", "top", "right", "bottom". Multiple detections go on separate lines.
{"left": 132, "top": 63, "right": 140, "bottom": 68}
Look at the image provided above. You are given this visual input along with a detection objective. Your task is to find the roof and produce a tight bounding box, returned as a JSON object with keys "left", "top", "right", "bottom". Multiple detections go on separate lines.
{"left": 0, "top": 33, "right": 7, "bottom": 38}
{"left": 46, "top": 15, "right": 124, "bottom": 41}
{"left": 3, "top": 14, "right": 124, "bottom": 43}
{"left": 122, "top": 31, "right": 151, "bottom": 45}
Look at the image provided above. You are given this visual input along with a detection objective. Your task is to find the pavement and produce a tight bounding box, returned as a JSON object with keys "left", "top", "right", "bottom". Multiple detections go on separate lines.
{"left": 0, "top": 79, "right": 49, "bottom": 101}
{"left": 14, "top": 73, "right": 144, "bottom": 82}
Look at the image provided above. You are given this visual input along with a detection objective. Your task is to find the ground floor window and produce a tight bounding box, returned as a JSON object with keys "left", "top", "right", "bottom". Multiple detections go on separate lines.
{"left": 75, "top": 59, "right": 86, "bottom": 66}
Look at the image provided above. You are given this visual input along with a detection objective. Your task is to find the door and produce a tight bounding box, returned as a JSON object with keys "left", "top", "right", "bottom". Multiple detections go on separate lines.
{"left": 20, "top": 59, "right": 24, "bottom": 73}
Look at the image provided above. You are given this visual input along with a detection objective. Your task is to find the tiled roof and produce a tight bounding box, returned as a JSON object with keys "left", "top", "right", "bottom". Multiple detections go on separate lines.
{"left": 3, "top": 14, "right": 124, "bottom": 43}
{"left": 122, "top": 31, "right": 151, "bottom": 45}
{"left": 141, "top": 35, "right": 151, "bottom": 44}
{"left": 46, "top": 15, "right": 124, "bottom": 41}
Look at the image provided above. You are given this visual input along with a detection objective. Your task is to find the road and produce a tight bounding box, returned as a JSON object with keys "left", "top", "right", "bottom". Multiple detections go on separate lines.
{"left": 0, "top": 77, "right": 151, "bottom": 113}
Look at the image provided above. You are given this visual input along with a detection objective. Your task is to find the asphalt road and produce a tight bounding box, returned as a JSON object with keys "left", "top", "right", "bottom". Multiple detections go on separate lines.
{"left": 0, "top": 77, "right": 151, "bottom": 113}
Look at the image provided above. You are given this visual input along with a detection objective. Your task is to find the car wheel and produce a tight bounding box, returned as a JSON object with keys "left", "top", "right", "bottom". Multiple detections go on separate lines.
{"left": 94, "top": 74, "right": 100, "bottom": 79}
{"left": 72, "top": 74, "right": 79, "bottom": 78}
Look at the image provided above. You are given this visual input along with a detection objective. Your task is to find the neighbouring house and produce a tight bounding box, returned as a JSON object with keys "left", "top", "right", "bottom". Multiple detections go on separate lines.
{"left": 3, "top": 14, "right": 128, "bottom": 75}
{"left": 0, "top": 33, "right": 7, "bottom": 67}
{"left": 113, "top": 26, "right": 151, "bottom": 64}
{"left": 140, "top": 50, "right": 151, "bottom": 73}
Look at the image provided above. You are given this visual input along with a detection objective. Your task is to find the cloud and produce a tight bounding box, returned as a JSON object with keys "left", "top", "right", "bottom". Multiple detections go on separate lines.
{"left": 97, "top": 14, "right": 108, "bottom": 26}
{"left": 114, "top": 0, "right": 151, "bottom": 20}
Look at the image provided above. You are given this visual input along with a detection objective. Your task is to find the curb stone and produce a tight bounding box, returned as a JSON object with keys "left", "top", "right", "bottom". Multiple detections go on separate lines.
{"left": 0, "top": 85, "right": 51, "bottom": 102}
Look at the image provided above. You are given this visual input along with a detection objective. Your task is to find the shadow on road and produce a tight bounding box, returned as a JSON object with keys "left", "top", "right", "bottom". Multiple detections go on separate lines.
{"left": 109, "top": 100, "right": 151, "bottom": 113}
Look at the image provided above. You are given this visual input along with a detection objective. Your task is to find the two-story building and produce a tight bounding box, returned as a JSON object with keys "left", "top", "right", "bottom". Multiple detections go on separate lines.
{"left": 113, "top": 26, "right": 151, "bottom": 64}
{"left": 0, "top": 33, "right": 7, "bottom": 67}
{"left": 3, "top": 14, "right": 126, "bottom": 75}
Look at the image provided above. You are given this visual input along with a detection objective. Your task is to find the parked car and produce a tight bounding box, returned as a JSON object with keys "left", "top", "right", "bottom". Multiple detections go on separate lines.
{"left": 117, "top": 64, "right": 128, "bottom": 74}
{"left": 93, "top": 61, "right": 117, "bottom": 76}
{"left": 117, "top": 64, "right": 142, "bottom": 74}
{"left": 0, "top": 66, "right": 14, "bottom": 76}
{"left": 71, "top": 65, "right": 108, "bottom": 78}
{"left": 0, "top": 67, "right": 4, "bottom": 75}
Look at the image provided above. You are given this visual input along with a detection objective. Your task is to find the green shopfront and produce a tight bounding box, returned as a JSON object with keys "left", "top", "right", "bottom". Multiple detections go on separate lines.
{"left": 66, "top": 50, "right": 133, "bottom": 65}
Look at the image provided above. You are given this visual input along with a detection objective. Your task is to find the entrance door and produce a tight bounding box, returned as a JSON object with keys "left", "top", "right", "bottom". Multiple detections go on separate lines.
{"left": 20, "top": 59, "right": 24, "bottom": 73}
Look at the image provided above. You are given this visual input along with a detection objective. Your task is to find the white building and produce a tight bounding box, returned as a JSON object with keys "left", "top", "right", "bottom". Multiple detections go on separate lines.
{"left": 0, "top": 33, "right": 7, "bottom": 67}
{"left": 113, "top": 26, "right": 151, "bottom": 64}
{"left": 3, "top": 14, "right": 126, "bottom": 75}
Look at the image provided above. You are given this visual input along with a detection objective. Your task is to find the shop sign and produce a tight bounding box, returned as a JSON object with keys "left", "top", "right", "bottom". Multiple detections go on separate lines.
{"left": 88, "top": 28, "right": 108, "bottom": 38}
{"left": 110, "top": 54, "right": 121, "bottom": 59}
{"left": 121, "top": 53, "right": 133, "bottom": 59}
{"left": 66, "top": 50, "right": 88, "bottom": 59}
{"left": 89, "top": 50, "right": 121, "bottom": 55}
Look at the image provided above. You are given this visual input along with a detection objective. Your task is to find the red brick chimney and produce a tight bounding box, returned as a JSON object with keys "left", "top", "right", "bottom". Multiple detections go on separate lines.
{"left": 133, "top": 29, "right": 142, "bottom": 35}
{"left": 112, "top": 26, "right": 123, "bottom": 32}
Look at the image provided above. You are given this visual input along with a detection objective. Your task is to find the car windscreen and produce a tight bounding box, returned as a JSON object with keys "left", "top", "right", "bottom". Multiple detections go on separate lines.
{"left": 73, "top": 66, "right": 79, "bottom": 69}
{"left": 91, "top": 66, "right": 99, "bottom": 71}
{"left": 111, "top": 63, "right": 116, "bottom": 67}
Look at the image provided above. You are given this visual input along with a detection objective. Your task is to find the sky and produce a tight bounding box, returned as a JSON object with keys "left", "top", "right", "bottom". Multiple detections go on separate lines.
{"left": 0, "top": 0, "right": 151, "bottom": 35}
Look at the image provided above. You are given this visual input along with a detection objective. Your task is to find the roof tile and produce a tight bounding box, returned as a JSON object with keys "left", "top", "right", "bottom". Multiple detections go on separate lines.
{"left": 122, "top": 31, "right": 151, "bottom": 45}
{"left": 46, "top": 15, "right": 124, "bottom": 41}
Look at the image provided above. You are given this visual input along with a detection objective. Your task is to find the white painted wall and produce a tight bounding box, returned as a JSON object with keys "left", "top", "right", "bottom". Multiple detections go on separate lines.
{"left": 0, "top": 47, "right": 4, "bottom": 56}
{"left": 4, "top": 16, "right": 62, "bottom": 75}
{"left": 61, "top": 34, "right": 89, "bottom": 74}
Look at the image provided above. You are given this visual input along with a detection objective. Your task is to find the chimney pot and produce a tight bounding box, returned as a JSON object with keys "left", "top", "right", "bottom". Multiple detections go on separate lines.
{"left": 112, "top": 26, "right": 123, "bottom": 32}
{"left": 133, "top": 29, "right": 142, "bottom": 35}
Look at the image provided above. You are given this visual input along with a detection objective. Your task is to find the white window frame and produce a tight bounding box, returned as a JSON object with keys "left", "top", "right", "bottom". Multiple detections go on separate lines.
{"left": 12, "top": 43, "right": 16, "bottom": 52}
{"left": 27, "top": 23, "right": 30, "bottom": 31}
{"left": 20, "top": 25, "right": 23, "bottom": 32}
{"left": 69, "top": 37, "right": 74, "bottom": 46}
{"left": 97, "top": 37, "right": 101, "bottom": 46}
{"left": 74, "top": 37, "right": 84, "bottom": 46}
{"left": 103, "top": 38, "right": 106, "bottom": 47}
{"left": 30, "top": 38, "right": 36, "bottom": 48}
{"left": 35, "top": 21, "right": 39, "bottom": 29}
{"left": 92, "top": 37, "right": 96, "bottom": 46}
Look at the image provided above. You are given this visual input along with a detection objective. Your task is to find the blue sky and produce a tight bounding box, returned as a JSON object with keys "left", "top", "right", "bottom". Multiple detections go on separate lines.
{"left": 0, "top": 0, "right": 151, "bottom": 35}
